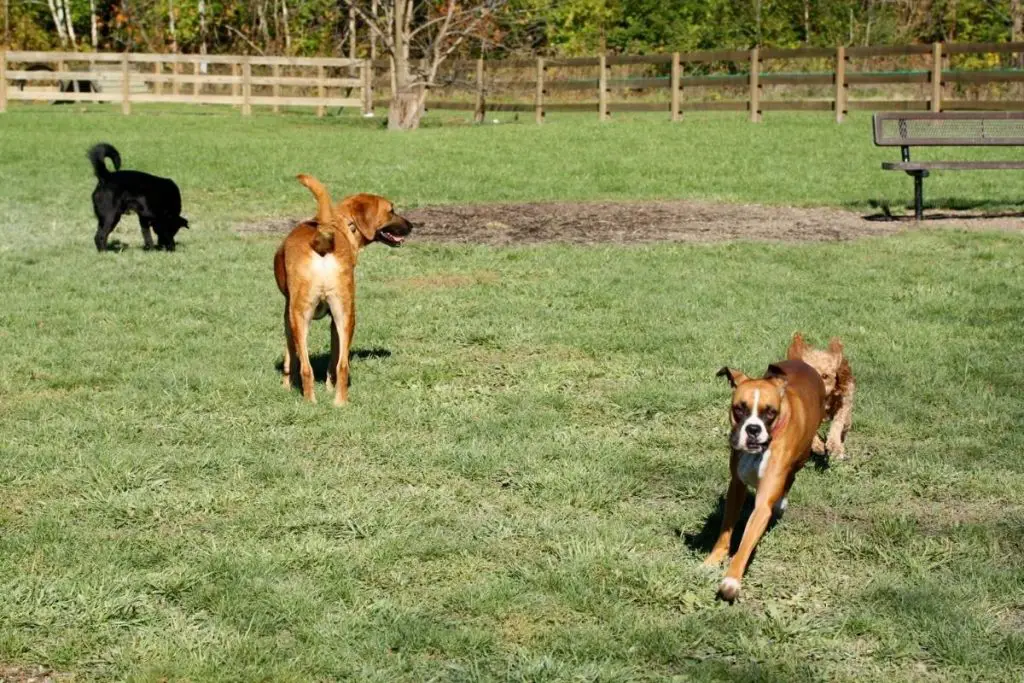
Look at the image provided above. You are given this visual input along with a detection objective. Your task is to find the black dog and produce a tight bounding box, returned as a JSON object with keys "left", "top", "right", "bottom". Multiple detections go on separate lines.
{"left": 88, "top": 143, "right": 189, "bottom": 252}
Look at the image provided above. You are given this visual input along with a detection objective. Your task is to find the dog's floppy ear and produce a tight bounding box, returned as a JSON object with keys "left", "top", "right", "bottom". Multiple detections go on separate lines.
{"left": 341, "top": 194, "right": 380, "bottom": 242}
{"left": 296, "top": 174, "right": 335, "bottom": 226}
{"left": 786, "top": 332, "right": 807, "bottom": 360}
{"left": 716, "top": 367, "right": 748, "bottom": 389}
{"left": 765, "top": 363, "right": 789, "bottom": 397}
{"left": 828, "top": 337, "right": 844, "bottom": 354}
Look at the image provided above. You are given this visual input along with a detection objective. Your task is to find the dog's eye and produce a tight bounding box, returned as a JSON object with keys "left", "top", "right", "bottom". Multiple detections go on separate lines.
{"left": 732, "top": 405, "right": 745, "bottom": 421}
{"left": 762, "top": 407, "right": 777, "bottom": 421}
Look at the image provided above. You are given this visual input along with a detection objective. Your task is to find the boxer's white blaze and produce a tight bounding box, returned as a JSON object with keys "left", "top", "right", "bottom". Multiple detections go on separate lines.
{"left": 737, "top": 389, "right": 768, "bottom": 450}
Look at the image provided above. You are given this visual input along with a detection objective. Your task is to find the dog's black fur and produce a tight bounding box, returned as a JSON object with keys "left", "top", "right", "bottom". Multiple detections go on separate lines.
{"left": 88, "top": 143, "right": 189, "bottom": 252}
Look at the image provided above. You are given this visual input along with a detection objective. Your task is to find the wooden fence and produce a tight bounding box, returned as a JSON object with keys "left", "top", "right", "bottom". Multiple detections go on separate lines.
{"left": 416, "top": 41, "right": 1024, "bottom": 123}
{"left": 2, "top": 42, "right": 1023, "bottom": 121}
{"left": 0, "top": 51, "right": 368, "bottom": 115}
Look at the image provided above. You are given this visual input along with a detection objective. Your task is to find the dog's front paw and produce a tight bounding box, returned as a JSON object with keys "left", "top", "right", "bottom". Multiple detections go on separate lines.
{"left": 811, "top": 435, "right": 827, "bottom": 455}
{"left": 717, "top": 577, "right": 741, "bottom": 603}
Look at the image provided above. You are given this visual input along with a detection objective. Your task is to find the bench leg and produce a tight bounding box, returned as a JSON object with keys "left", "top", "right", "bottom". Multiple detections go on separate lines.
{"left": 907, "top": 170, "right": 929, "bottom": 221}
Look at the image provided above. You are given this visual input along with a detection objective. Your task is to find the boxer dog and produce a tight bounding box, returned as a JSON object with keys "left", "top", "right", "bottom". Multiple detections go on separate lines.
{"left": 704, "top": 360, "right": 826, "bottom": 602}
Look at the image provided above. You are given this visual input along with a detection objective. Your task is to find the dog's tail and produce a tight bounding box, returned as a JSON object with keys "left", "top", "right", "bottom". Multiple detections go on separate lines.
{"left": 87, "top": 143, "right": 121, "bottom": 179}
{"left": 786, "top": 331, "right": 807, "bottom": 360}
{"left": 296, "top": 174, "right": 336, "bottom": 252}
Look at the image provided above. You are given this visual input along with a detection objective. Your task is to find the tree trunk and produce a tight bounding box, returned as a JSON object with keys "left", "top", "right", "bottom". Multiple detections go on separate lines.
{"left": 62, "top": 0, "right": 76, "bottom": 48}
{"left": 281, "top": 0, "right": 291, "bottom": 53}
{"left": 198, "top": 0, "right": 207, "bottom": 71}
{"left": 47, "top": 0, "right": 69, "bottom": 47}
{"left": 1012, "top": 0, "right": 1022, "bottom": 68}
{"left": 89, "top": 0, "right": 98, "bottom": 49}
{"left": 168, "top": 0, "right": 178, "bottom": 52}
{"left": 386, "top": 0, "right": 425, "bottom": 130}
{"left": 802, "top": 0, "right": 810, "bottom": 44}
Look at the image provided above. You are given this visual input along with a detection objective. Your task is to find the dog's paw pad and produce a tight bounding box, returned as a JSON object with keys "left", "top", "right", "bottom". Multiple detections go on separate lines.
{"left": 717, "top": 577, "right": 741, "bottom": 603}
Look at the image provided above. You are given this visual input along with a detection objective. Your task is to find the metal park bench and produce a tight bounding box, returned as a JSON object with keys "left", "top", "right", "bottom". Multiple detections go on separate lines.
{"left": 872, "top": 112, "right": 1024, "bottom": 220}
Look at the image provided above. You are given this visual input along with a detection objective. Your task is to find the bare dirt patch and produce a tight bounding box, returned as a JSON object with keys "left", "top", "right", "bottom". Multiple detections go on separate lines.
{"left": 237, "top": 200, "right": 1024, "bottom": 245}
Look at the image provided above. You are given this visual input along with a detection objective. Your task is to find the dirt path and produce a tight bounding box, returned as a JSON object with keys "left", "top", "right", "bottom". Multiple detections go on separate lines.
{"left": 237, "top": 200, "right": 1024, "bottom": 245}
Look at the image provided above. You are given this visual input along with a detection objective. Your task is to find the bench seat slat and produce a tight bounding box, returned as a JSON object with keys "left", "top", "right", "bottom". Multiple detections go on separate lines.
{"left": 882, "top": 161, "right": 1024, "bottom": 171}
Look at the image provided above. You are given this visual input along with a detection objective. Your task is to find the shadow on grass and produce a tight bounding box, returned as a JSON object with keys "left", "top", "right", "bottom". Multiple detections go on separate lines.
{"left": 681, "top": 494, "right": 780, "bottom": 558}
{"left": 859, "top": 197, "right": 1024, "bottom": 221}
{"left": 276, "top": 348, "right": 392, "bottom": 385}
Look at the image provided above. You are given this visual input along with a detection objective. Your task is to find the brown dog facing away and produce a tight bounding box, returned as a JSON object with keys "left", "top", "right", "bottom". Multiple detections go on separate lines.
{"left": 704, "top": 360, "right": 826, "bottom": 602}
{"left": 787, "top": 332, "right": 855, "bottom": 460}
{"left": 274, "top": 175, "right": 413, "bottom": 405}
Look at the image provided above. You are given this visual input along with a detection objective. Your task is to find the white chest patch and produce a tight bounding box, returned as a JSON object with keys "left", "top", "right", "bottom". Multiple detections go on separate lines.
{"left": 310, "top": 253, "right": 340, "bottom": 278}
{"left": 736, "top": 448, "right": 771, "bottom": 490}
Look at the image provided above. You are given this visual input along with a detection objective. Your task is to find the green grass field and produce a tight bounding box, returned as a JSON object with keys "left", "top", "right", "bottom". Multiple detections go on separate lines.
{"left": 1, "top": 107, "right": 1023, "bottom": 682}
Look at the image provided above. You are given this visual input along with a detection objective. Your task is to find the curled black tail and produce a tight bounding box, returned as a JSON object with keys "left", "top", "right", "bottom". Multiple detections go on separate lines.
{"left": 87, "top": 143, "right": 121, "bottom": 179}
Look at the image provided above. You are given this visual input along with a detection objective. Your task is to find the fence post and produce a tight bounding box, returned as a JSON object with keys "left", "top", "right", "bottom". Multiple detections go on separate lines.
{"left": 834, "top": 45, "right": 847, "bottom": 123}
{"left": 272, "top": 63, "right": 280, "bottom": 113}
{"left": 317, "top": 64, "right": 325, "bottom": 118}
{"left": 474, "top": 56, "right": 484, "bottom": 123}
{"left": 931, "top": 42, "right": 942, "bottom": 112}
{"left": 172, "top": 58, "right": 180, "bottom": 96}
{"left": 670, "top": 51, "right": 681, "bottom": 122}
{"left": 231, "top": 61, "right": 240, "bottom": 104}
{"left": 153, "top": 61, "right": 162, "bottom": 96}
{"left": 362, "top": 59, "right": 373, "bottom": 115}
{"left": 748, "top": 47, "right": 761, "bottom": 122}
{"left": 121, "top": 52, "right": 131, "bottom": 115}
{"left": 598, "top": 53, "right": 608, "bottom": 121}
{"left": 535, "top": 56, "right": 544, "bottom": 124}
{"left": 0, "top": 49, "right": 7, "bottom": 113}
{"left": 241, "top": 56, "right": 251, "bottom": 115}
{"left": 193, "top": 61, "right": 200, "bottom": 97}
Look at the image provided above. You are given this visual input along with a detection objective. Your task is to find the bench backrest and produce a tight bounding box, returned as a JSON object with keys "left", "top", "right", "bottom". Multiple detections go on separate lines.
{"left": 873, "top": 112, "right": 1024, "bottom": 147}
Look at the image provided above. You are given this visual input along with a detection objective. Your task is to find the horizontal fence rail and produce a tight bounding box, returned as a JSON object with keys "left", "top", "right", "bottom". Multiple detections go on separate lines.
{"left": 2, "top": 41, "right": 1023, "bottom": 122}
{"left": 0, "top": 50, "right": 368, "bottom": 116}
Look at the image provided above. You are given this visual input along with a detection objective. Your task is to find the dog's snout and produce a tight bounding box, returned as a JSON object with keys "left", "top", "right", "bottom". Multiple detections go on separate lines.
{"left": 745, "top": 423, "right": 762, "bottom": 438}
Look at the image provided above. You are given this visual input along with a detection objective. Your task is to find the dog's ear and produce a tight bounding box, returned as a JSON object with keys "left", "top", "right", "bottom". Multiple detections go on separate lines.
{"left": 296, "top": 174, "right": 335, "bottom": 225}
{"left": 716, "top": 367, "right": 748, "bottom": 389}
{"left": 341, "top": 195, "right": 380, "bottom": 242}
{"left": 827, "top": 337, "right": 844, "bottom": 354}
{"left": 786, "top": 332, "right": 807, "bottom": 360}
{"left": 765, "top": 364, "right": 789, "bottom": 397}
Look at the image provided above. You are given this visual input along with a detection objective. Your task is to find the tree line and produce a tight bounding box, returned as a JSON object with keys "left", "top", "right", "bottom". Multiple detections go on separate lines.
{"left": 4, "top": 1, "right": 1023, "bottom": 57}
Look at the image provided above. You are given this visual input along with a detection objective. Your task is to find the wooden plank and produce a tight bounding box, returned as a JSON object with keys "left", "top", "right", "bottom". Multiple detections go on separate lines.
{"left": 544, "top": 80, "right": 598, "bottom": 91}
{"left": 7, "top": 50, "right": 122, "bottom": 62}
{"left": 473, "top": 57, "right": 484, "bottom": 123}
{"left": 835, "top": 45, "right": 847, "bottom": 123}
{"left": 760, "top": 46, "right": 835, "bottom": 59}
{"left": 543, "top": 102, "right": 598, "bottom": 112}
{"left": 679, "top": 101, "right": 747, "bottom": 111}
{"left": 847, "top": 99, "right": 928, "bottom": 111}
{"left": 241, "top": 58, "right": 251, "bottom": 115}
{"left": 944, "top": 100, "right": 1024, "bottom": 111}
{"left": 317, "top": 64, "right": 325, "bottom": 117}
{"left": 153, "top": 62, "right": 161, "bottom": 96}
{"left": 425, "top": 100, "right": 475, "bottom": 111}
{"left": 231, "top": 62, "right": 239, "bottom": 100}
{"left": 598, "top": 54, "right": 608, "bottom": 121}
{"left": 272, "top": 64, "right": 280, "bottom": 113}
{"left": 846, "top": 71, "right": 929, "bottom": 85}
{"left": 193, "top": 62, "right": 200, "bottom": 97}
{"left": 172, "top": 60, "right": 180, "bottom": 96}
{"left": 670, "top": 52, "right": 681, "bottom": 122}
{"left": 758, "top": 73, "right": 833, "bottom": 86}
{"left": 944, "top": 70, "right": 1024, "bottom": 84}
{"left": 143, "top": 74, "right": 243, "bottom": 85}
{"left": 605, "top": 54, "right": 673, "bottom": 66}
{"left": 542, "top": 57, "right": 600, "bottom": 67}
{"left": 931, "top": 42, "right": 942, "bottom": 113}
{"left": 760, "top": 100, "right": 833, "bottom": 111}
{"left": 129, "top": 53, "right": 238, "bottom": 65}
{"left": 608, "top": 102, "right": 669, "bottom": 112}
{"left": 247, "top": 96, "right": 361, "bottom": 107}
{"left": 362, "top": 61, "right": 373, "bottom": 115}
{"left": 6, "top": 90, "right": 116, "bottom": 102}
{"left": 129, "top": 93, "right": 246, "bottom": 105}
{"left": 535, "top": 57, "right": 544, "bottom": 124}
{"left": 5, "top": 69, "right": 97, "bottom": 81}
{"left": 607, "top": 77, "right": 669, "bottom": 89}
{"left": 749, "top": 47, "right": 761, "bottom": 122}
{"left": 248, "top": 76, "right": 361, "bottom": 87}
{"left": 846, "top": 44, "right": 933, "bottom": 58}
{"left": 680, "top": 74, "right": 746, "bottom": 87}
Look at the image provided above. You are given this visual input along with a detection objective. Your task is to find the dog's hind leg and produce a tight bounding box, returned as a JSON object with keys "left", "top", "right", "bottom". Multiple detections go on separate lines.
{"left": 282, "top": 300, "right": 296, "bottom": 389}
{"left": 326, "top": 294, "right": 354, "bottom": 406}
{"left": 288, "top": 302, "right": 316, "bottom": 403}
{"left": 94, "top": 213, "right": 120, "bottom": 252}
{"left": 138, "top": 217, "right": 155, "bottom": 250}
{"left": 826, "top": 380, "right": 855, "bottom": 460}
{"left": 326, "top": 320, "right": 339, "bottom": 391}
